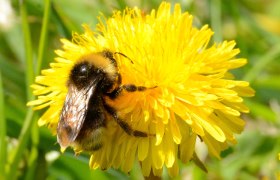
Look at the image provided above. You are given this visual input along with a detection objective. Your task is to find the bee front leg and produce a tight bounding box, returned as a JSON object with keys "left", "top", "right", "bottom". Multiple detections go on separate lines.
{"left": 107, "top": 83, "right": 157, "bottom": 99}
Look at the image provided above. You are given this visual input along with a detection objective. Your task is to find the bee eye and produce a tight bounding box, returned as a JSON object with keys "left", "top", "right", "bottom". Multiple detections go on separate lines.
{"left": 70, "top": 62, "right": 93, "bottom": 87}
{"left": 78, "top": 64, "right": 90, "bottom": 78}
{"left": 71, "top": 62, "right": 92, "bottom": 79}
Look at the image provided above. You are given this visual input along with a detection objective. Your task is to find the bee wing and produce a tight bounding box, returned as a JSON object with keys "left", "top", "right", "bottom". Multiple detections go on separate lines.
{"left": 57, "top": 81, "right": 98, "bottom": 149}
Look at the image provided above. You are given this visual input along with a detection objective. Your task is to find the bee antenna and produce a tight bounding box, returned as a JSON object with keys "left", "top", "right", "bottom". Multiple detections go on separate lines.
{"left": 114, "top": 52, "right": 134, "bottom": 64}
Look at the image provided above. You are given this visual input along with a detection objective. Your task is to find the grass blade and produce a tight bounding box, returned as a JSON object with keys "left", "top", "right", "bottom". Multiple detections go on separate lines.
{"left": 6, "top": 108, "right": 34, "bottom": 180}
{"left": 36, "top": 0, "right": 51, "bottom": 75}
{"left": 20, "top": 0, "right": 34, "bottom": 100}
{"left": 6, "top": 1, "right": 36, "bottom": 179}
{"left": 210, "top": 0, "right": 222, "bottom": 42}
{"left": 0, "top": 72, "right": 6, "bottom": 179}
{"left": 24, "top": 0, "right": 52, "bottom": 178}
{"left": 243, "top": 44, "right": 280, "bottom": 82}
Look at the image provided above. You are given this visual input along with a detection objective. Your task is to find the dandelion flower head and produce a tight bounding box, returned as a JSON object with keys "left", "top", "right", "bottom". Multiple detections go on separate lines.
{"left": 28, "top": 2, "right": 255, "bottom": 177}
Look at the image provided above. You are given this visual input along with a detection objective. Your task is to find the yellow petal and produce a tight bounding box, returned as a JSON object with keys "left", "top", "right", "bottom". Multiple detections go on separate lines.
{"left": 163, "top": 132, "right": 176, "bottom": 168}
{"left": 167, "top": 157, "right": 179, "bottom": 177}
{"left": 138, "top": 138, "right": 149, "bottom": 161}
{"left": 170, "top": 112, "right": 182, "bottom": 144}
{"left": 191, "top": 110, "right": 226, "bottom": 142}
{"left": 155, "top": 119, "right": 165, "bottom": 145}
{"left": 152, "top": 140, "right": 165, "bottom": 169}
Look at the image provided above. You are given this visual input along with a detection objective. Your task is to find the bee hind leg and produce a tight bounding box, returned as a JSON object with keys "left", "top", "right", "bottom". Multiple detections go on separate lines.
{"left": 103, "top": 102, "right": 148, "bottom": 137}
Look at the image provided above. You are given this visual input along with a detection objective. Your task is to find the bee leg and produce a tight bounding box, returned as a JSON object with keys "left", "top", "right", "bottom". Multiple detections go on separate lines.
{"left": 122, "top": 84, "right": 157, "bottom": 92}
{"left": 107, "top": 83, "right": 157, "bottom": 99}
{"left": 103, "top": 102, "right": 148, "bottom": 137}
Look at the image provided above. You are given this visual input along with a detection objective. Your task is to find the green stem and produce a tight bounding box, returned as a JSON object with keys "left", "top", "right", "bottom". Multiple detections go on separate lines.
{"left": 37, "top": 0, "right": 51, "bottom": 75}
{"left": 0, "top": 72, "right": 6, "bottom": 180}
{"left": 210, "top": 0, "right": 222, "bottom": 42}
{"left": 243, "top": 44, "right": 280, "bottom": 82}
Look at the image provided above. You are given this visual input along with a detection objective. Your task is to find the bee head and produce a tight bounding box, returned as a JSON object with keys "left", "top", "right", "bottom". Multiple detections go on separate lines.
{"left": 69, "top": 61, "right": 101, "bottom": 89}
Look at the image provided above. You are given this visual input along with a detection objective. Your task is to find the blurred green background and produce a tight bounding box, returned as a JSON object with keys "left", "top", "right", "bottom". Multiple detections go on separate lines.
{"left": 1, "top": 0, "right": 280, "bottom": 179}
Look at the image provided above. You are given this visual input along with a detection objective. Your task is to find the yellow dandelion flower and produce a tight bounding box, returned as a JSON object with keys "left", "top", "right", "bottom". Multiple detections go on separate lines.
{"left": 27, "top": 2, "right": 255, "bottom": 177}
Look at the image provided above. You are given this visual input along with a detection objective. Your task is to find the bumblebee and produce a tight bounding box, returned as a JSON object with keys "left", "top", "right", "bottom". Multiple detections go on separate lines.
{"left": 57, "top": 50, "right": 153, "bottom": 152}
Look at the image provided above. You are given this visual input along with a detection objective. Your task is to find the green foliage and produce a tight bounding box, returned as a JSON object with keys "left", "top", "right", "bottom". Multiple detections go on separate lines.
{"left": 0, "top": 0, "right": 279, "bottom": 179}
